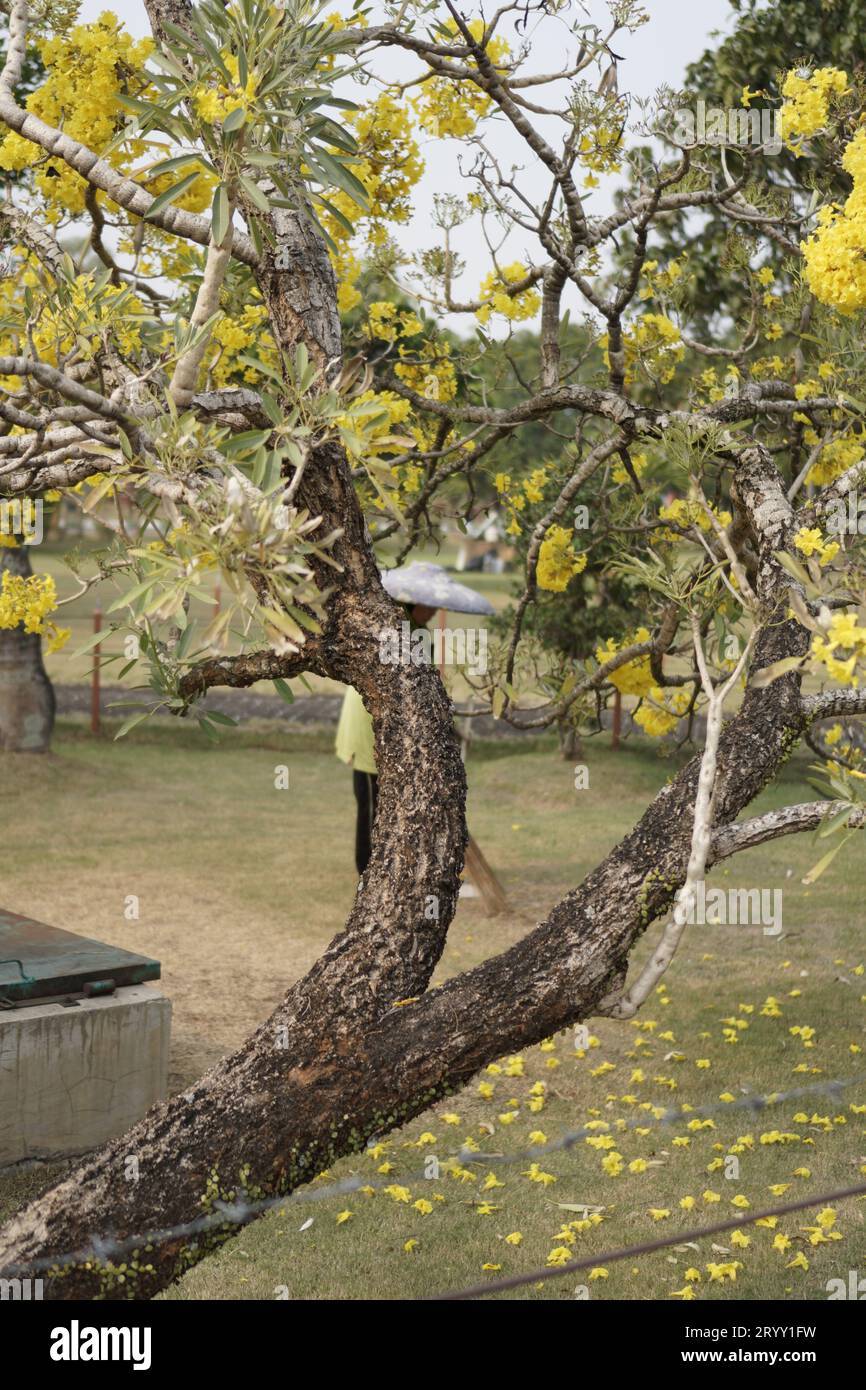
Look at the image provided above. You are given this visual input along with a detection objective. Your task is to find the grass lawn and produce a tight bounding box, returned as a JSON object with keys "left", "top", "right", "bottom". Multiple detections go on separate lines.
{"left": 1, "top": 716, "right": 865, "bottom": 1300}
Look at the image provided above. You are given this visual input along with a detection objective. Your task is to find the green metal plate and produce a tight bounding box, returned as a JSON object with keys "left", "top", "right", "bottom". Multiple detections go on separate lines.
{"left": 0, "top": 908, "right": 161, "bottom": 1004}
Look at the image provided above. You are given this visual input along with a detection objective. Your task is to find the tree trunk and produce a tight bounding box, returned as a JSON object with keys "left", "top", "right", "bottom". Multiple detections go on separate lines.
{"left": 0, "top": 542, "right": 55, "bottom": 753}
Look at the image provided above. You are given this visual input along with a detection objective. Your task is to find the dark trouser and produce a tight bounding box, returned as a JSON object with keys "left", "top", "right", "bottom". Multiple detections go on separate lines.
{"left": 352, "top": 770, "right": 379, "bottom": 875}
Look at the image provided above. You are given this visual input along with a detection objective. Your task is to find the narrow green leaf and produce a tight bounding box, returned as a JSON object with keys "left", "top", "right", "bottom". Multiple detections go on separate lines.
{"left": 145, "top": 170, "right": 203, "bottom": 220}
{"left": 211, "top": 183, "right": 230, "bottom": 247}
{"left": 114, "top": 710, "right": 152, "bottom": 741}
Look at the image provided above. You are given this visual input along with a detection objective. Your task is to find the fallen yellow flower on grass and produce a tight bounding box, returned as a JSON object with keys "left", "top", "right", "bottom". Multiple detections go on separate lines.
{"left": 481, "top": 1172, "right": 505, "bottom": 1191}
{"left": 547, "top": 1247, "right": 573, "bottom": 1267}
{"left": 383, "top": 1185, "right": 411, "bottom": 1204}
{"left": 336, "top": 1210, "right": 353, "bottom": 1224}
{"left": 670, "top": 1285, "right": 698, "bottom": 1300}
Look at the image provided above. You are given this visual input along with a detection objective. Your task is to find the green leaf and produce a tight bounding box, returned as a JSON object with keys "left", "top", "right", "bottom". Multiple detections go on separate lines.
{"left": 222, "top": 105, "right": 247, "bottom": 134}
{"left": 204, "top": 709, "right": 238, "bottom": 726}
{"left": 114, "top": 710, "right": 152, "bottom": 741}
{"left": 818, "top": 806, "right": 856, "bottom": 839}
{"left": 238, "top": 174, "right": 270, "bottom": 212}
{"left": 107, "top": 578, "right": 157, "bottom": 613}
{"left": 308, "top": 147, "right": 369, "bottom": 210}
{"left": 70, "top": 628, "right": 113, "bottom": 659}
{"left": 197, "top": 715, "right": 221, "bottom": 742}
{"left": 145, "top": 170, "right": 203, "bottom": 220}
{"left": 142, "top": 153, "right": 203, "bottom": 178}
{"left": 801, "top": 837, "right": 847, "bottom": 885}
{"left": 774, "top": 549, "right": 812, "bottom": 588}
{"left": 211, "top": 183, "right": 230, "bottom": 247}
{"left": 273, "top": 677, "right": 294, "bottom": 704}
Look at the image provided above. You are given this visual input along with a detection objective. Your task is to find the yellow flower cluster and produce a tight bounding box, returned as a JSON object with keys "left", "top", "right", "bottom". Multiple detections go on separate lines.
{"left": 658, "top": 498, "right": 732, "bottom": 537}
{"left": 604, "top": 312, "right": 684, "bottom": 385}
{"left": 594, "top": 628, "right": 690, "bottom": 736}
{"left": 577, "top": 119, "right": 624, "bottom": 176}
{"left": 802, "top": 125, "right": 866, "bottom": 313}
{"left": 319, "top": 92, "right": 424, "bottom": 311}
{"left": 596, "top": 628, "right": 655, "bottom": 697}
{"left": 0, "top": 13, "right": 154, "bottom": 214}
{"left": 476, "top": 263, "right": 540, "bottom": 324}
{"left": 807, "top": 434, "right": 865, "bottom": 486}
{"left": 812, "top": 609, "right": 866, "bottom": 685}
{"left": 208, "top": 301, "right": 277, "bottom": 387}
{"left": 412, "top": 20, "right": 509, "bottom": 139}
{"left": 633, "top": 687, "right": 691, "bottom": 738}
{"left": 793, "top": 526, "right": 839, "bottom": 567}
{"left": 536, "top": 525, "right": 586, "bottom": 592}
{"left": 367, "top": 301, "right": 422, "bottom": 343}
{"left": 494, "top": 467, "right": 550, "bottom": 535}
{"left": 393, "top": 341, "right": 457, "bottom": 405}
{"left": 0, "top": 571, "right": 69, "bottom": 651}
{"left": 779, "top": 67, "right": 848, "bottom": 151}
{"left": 193, "top": 52, "right": 258, "bottom": 124}
{"left": 638, "top": 257, "right": 685, "bottom": 303}
{"left": 36, "top": 274, "right": 145, "bottom": 369}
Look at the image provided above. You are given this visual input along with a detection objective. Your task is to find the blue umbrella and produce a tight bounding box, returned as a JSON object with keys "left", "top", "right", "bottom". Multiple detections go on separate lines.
{"left": 381, "top": 562, "right": 495, "bottom": 616}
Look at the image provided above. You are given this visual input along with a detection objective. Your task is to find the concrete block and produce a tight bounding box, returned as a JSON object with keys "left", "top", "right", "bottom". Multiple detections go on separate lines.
{"left": 0, "top": 985, "right": 171, "bottom": 1166}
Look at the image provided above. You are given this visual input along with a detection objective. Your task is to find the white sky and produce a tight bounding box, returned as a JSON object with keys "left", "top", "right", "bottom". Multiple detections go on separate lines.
{"left": 75, "top": 0, "right": 736, "bottom": 314}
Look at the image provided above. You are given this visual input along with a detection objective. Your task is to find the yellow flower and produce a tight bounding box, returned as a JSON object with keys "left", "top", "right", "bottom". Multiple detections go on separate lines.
{"left": 780, "top": 66, "right": 848, "bottom": 150}
{"left": 476, "top": 262, "right": 541, "bottom": 324}
{"left": 383, "top": 1185, "right": 411, "bottom": 1203}
{"left": 536, "top": 525, "right": 587, "bottom": 592}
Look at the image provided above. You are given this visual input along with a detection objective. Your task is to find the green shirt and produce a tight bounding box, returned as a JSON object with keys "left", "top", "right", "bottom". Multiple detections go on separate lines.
{"left": 335, "top": 685, "right": 377, "bottom": 774}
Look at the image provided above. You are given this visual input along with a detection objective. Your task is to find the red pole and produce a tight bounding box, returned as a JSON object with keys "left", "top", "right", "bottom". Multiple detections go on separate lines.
{"left": 612, "top": 688, "right": 622, "bottom": 751}
{"left": 91, "top": 605, "right": 101, "bottom": 736}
